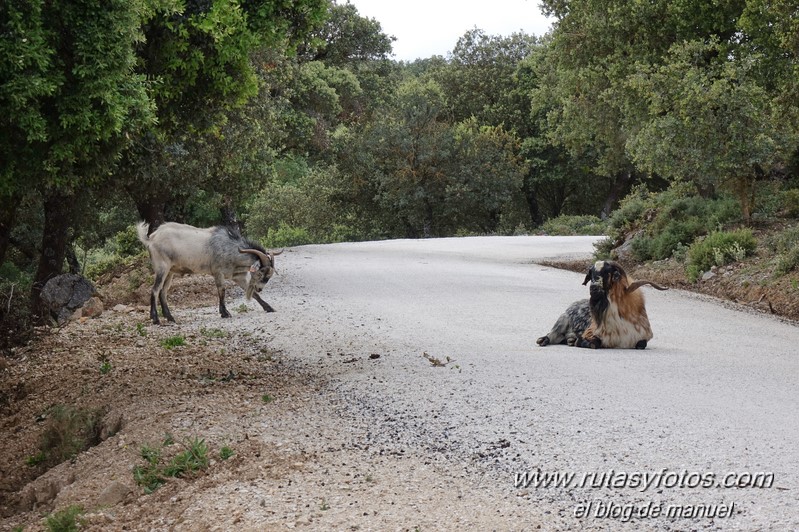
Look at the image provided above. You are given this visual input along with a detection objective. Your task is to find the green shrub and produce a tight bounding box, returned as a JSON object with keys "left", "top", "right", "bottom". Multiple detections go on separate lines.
{"left": 45, "top": 505, "right": 85, "bottom": 532}
{"left": 603, "top": 182, "right": 742, "bottom": 262}
{"left": 782, "top": 189, "right": 799, "bottom": 218}
{"left": 163, "top": 437, "right": 209, "bottom": 478}
{"left": 540, "top": 214, "right": 606, "bottom": 236}
{"left": 0, "top": 265, "right": 34, "bottom": 349}
{"left": 263, "top": 223, "right": 314, "bottom": 248}
{"left": 161, "top": 336, "right": 185, "bottom": 349}
{"left": 686, "top": 229, "right": 757, "bottom": 281}
{"left": 770, "top": 225, "right": 799, "bottom": 275}
{"left": 134, "top": 437, "right": 209, "bottom": 493}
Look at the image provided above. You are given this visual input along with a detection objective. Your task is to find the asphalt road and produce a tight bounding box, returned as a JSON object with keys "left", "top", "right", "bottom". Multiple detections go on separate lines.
{"left": 261, "top": 236, "right": 799, "bottom": 530}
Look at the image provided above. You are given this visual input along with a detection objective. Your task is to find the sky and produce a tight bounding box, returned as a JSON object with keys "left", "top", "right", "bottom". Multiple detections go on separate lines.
{"left": 346, "top": 0, "right": 555, "bottom": 62}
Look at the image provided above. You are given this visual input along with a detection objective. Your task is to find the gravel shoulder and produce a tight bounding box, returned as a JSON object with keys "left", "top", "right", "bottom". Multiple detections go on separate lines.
{"left": 2, "top": 236, "right": 798, "bottom": 531}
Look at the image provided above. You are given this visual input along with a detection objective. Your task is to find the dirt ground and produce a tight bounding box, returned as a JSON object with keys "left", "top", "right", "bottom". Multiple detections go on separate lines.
{"left": 0, "top": 270, "right": 542, "bottom": 531}
{"left": 1, "top": 244, "right": 797, "bottom": 531}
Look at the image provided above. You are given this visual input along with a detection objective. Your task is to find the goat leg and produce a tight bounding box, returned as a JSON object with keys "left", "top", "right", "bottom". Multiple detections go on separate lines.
{"left": 253, "top": 293, "right": 275, "bottom": 313}
{"left": 150, "top": 293, "right": 161, "bottom": 325}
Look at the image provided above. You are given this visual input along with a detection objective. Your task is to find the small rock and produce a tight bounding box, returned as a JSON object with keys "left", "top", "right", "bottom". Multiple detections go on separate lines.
{"left": 113, "top": 304, "right": 130, "bottom": 313}
{"left": 701, "top": 271, "right": 716, "bottom": 281}
{"left": 81, "top": 296, "right": 104, "bottom": 318}
{"left": 97, "top": 481, "right": 132, "bottom": 507}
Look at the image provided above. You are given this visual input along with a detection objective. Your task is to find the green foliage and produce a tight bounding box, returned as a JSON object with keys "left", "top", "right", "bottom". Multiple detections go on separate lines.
{"left": 263, "top": 224, "right": 314, "bottom": 248}
{"left": 199, "top": 327, "right": 227, "bottom": 339}
{"left": 163, "top": 437, "right": 209, "bottom": 478}
{"left": 100, "top": 360, "right": 112, "bottom": 375}
{"left": 624, "top": 39, "right": 796, "bottom": 222}
{"left": 220, "top": 446, "right": 235, "bottom": 460}
{"left": 161, "top": 336, "right": 186, "bottom": 349}
{"left": 604, "top": 183, "right": 741, "bottom": 262}
{"left": 0, "top": 264, "right": 34, "bottom": 349}
{"left": 44, "top": 505, "right": 85, "bottom": 532}
{"left": 686, "top": 229, "right": 757, "bottom": 281}
{"left": 540, "top": 215, "right": 606, "bottom": 236}
{"left": 767, "top": 225, "right": 799, "bottom": 276}
{"left": 25, "top": 451, "right": 47, "bottom": 467}
{"left": 782, "top": 189, "right": 799, "bottom": 218}
{"left": 134, "top": 437, "right": 209, "bottom": 493}
{"left": 247, "top": 161, "right": 366, "bottom": 245}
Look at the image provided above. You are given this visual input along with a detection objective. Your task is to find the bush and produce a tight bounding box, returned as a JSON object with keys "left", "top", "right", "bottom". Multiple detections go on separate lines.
{"left": 45, "top": 505, "right": 85, "bottom": 532}
{"left": 0, "top": 264, "right": 34, "bottom": 349}
{"left": 604, "top": 183, "right": 742, "bottom": 262}
{"left": 686, "top": 229, "right": 757, "bottom": 281}
{"left": 133, "top": 437, "right": 210, "bottom": 494}
{"left": 782, "top": 189, "right": 799, "bottom": 218}
{"left": 540, "top": 214, "right": 606, "bottom": 236}
{"left": 264, "top": 223, "right": 314, "bottom": 248}
{"left": 769, "top": 225, "right": 799, "bottom": 275}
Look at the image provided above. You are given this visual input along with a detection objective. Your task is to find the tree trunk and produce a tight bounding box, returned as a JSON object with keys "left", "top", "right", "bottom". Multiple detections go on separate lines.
{"left": 0, "top": 197, "right": 18, "bottom": 266}
{"left": 31, "top": 193, "right": 73, "bottom": 320}
{"left": 522, "top": 178, "right": 543, "bottom": 226}
{"left": 65, "top": 245, "right": 81, "bottom": 274}
{"left": 600, "top": 171, "right": 632, "bottom": 220}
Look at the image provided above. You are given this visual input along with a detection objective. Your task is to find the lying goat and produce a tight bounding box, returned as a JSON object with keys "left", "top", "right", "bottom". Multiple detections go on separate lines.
{"left": 137, "top": 222, "right": 282, "bottom": 324}
{"left": 536, "top": 261, "right": 667, "bottom": 349}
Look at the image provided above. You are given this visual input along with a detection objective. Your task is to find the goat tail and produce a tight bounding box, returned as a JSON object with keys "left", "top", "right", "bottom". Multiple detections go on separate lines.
{"left": 136, "top": 221, "right": 151, "bottom": 248}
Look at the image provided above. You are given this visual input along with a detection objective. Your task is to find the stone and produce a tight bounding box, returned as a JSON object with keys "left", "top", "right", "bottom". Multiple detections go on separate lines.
{"left": 612, "top": 231, "right": 642, "bottom": 263}
{"left": 40, "top": 274, "right": 96, "bottom": 324}
{"left": 97, "top": 481, "right": 132, "bottom": 507}
{"left": 81, "top": 296, "right": 104, "bottom": 319}
{"left": 701, "top": 270, "right": 716, "bottom": 281}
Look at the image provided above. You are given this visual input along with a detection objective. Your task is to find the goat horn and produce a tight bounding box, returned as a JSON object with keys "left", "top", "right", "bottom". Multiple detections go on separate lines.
{"left": 626, "top": 280, "right": 668, "bottom": 293}
{"left": 240, "top": 248, "right": 271, "bottom": 265}
{"left": 270, "top": 249, "right": 284, "bottom": 256}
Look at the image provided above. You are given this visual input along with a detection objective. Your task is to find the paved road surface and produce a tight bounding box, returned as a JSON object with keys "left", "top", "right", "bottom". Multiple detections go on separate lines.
{"left": 256, "top": 236, "right": 799, "bottom": 530}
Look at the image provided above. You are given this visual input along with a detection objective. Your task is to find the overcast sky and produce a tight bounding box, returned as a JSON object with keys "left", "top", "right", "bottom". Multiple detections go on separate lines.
{"left": 345, "top": 0, "right": 555, "bottom": 61}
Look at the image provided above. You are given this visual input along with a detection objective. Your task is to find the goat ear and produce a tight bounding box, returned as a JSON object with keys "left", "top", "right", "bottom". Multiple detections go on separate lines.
{"left": 249, "top": 262, "right": 260, "bottom": 273}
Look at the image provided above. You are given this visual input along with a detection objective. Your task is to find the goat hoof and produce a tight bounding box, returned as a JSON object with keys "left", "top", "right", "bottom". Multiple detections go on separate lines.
{"left": 635, "top": 340, "right": 647, "bottom": 350}
{"left": 536, "top": 336, "right": 550, "bottom": 346}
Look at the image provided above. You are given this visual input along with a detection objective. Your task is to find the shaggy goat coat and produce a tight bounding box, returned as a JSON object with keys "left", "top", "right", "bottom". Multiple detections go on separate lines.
{"left": 537, "top": 261, "right": 667, "bottom": 349}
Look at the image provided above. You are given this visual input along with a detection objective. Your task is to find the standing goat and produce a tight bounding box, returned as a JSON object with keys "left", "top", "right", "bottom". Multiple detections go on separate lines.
{"left": 536, "top": 261, "right": 667, "bottom": 349}
{"left": 137, "top": 222, "right": 282, "bottom": 324}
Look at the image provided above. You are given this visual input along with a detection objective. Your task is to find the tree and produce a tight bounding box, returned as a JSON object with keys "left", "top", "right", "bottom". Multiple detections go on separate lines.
{"left": 445, "top": 120, "right": 526, "bottom": 233}
{"left": 1, "top": 0, "right": 162, "bottom": 317}
{"left": 533, "top": 0, "right": 748, "bottom": 216}
{"left": 122, "top": 0, "right": 328, "bottom": 228}
{"left": 624, "top": 40, "right": 796, "bottom": 222}
{"left": 372, "top": 78, "right": 454, "bottom": 237}
{"left": 435, "top": 28, "right": 537, "bottom": 126}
